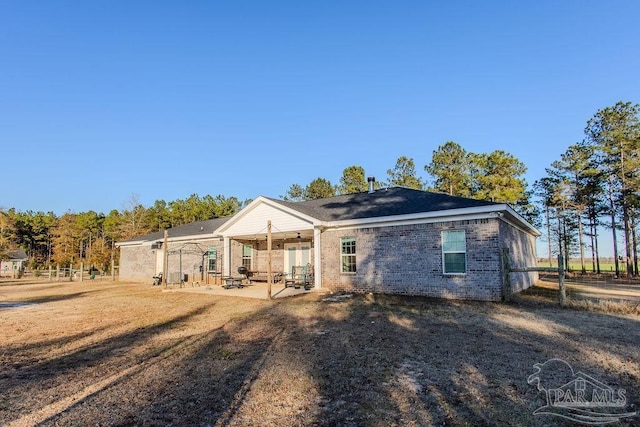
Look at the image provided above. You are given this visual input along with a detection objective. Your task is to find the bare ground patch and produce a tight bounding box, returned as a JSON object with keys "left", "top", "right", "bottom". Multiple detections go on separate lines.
{"left": 0, "top": 281, "right": 638, "bottom": 426}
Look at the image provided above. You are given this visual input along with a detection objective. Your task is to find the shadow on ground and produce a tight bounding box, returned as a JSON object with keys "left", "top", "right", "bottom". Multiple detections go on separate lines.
{"left": 2, "top": 289, "right": 636, "bottom": 426}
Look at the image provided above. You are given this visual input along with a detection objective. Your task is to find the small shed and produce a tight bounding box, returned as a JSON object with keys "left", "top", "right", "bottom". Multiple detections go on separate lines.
{"left": 1, "top": 249, "right": 28, "bottom": 278}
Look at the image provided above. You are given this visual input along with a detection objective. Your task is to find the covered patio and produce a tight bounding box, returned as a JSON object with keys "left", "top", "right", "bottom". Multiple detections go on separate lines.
{"left": 216, "top": 197, "right": 324, "bottom": 289}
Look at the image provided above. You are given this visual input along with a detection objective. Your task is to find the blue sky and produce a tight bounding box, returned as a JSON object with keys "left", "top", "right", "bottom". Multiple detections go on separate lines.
{"left": 2, "top": 1, "right": 639, "bottom": 236}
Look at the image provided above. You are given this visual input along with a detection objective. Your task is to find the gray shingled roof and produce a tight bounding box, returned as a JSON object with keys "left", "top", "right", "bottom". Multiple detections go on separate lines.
{"left": 119, "top": 217, "right": 230, "bottom": 244}
{"left": 118, "top": 188, "right": 535, "bottom": 245}
{"left": 4, "top": 248, "right": 28, "bottom": 260}
{"left": 273, "top": 187, "right": 499, "bottom": 222}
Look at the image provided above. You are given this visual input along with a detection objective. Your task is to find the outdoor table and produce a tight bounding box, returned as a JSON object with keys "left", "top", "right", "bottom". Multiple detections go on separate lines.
{"left": 223, "top": 277, "right": 244, "bottom": 289}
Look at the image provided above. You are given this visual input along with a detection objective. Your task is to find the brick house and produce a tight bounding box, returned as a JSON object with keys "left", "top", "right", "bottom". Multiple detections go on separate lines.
{"left": 118, "top": 186, "right": 540, "bottom": 301}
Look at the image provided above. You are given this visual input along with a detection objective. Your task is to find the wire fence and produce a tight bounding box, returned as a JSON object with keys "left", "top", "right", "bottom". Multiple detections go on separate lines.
{"left": 529, "top": 270, "right": 640, "bottom": 309}
{"left": 4, "top": 266, "right": 120, "bottom": 282}
{"left": 506, "top": 252, "right": 640, "bottom": 308}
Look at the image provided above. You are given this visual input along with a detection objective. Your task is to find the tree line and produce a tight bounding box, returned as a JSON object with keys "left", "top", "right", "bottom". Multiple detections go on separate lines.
{"left": 2, "top": 101, "right": 637, "bottom": 276}
{"left": 0, "top": 194, "right": 243, "bottom": 272}
{"left": 535, "top": 101, "right": 639, "bottom": 277}
{"left": 283, "top": 148, "right": 533, "bottom": 219}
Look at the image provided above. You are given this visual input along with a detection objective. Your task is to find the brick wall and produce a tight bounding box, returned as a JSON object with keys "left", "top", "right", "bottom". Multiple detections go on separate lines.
{"left": 231, "top": 239, "right": 314, "bottom": 275}
{"left": 320, "top": 219, "right": 505, "bottom": 301}
{"left": 119, "top": 239, "right": 223, "bottom": 284}
{"left": 166, "top": 239, "right": 222, "bottom": 284}
{"left": 119, "top": 217, "right": 538, "bottom": 299}
{"left": 119, "top": 245, "right": 156, "bottom": 283}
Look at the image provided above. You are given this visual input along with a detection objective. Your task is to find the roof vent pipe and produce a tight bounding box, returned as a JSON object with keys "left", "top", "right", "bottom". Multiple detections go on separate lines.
{"left": 367, "top": 177, "right": 375, "bottom": 194}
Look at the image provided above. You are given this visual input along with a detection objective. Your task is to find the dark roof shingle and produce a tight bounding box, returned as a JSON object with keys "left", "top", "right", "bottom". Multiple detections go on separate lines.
{"left": 119, "top": 217, "right": 230, "bottom": 244}
{"left": 4, "top": 248, "right": 28, "bottom": 260}
{"left": 274, "top": 187, "right": 498, "bottom": 222}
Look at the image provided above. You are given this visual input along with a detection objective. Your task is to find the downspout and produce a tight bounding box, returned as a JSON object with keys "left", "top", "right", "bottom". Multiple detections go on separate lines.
{"left": 223, "top": 236, "right": 231, "bottom": 277}
{"left": 314, "top": 227, "right": 322, "bottom": 288}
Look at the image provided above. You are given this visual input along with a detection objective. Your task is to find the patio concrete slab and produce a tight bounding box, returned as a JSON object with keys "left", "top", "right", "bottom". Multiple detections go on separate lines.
{"left": 161, "top": 281, "right": 324, "bottom": 299}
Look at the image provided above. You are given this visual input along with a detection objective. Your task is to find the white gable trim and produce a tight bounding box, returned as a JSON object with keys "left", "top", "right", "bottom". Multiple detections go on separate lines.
{"left": 116, "top": 233, "right": 219, "bottom": 247}
{"left": 319, "top": 204, "right": 539, "bottom": 236}
{"left": 219, "top": 199, "right": 538, "bottom": 237}
{"left": 216, "top": 196, "right": 321, "bottom": 235}
{"left": 324, "top": 204, "right": 539, "bottom": 234}
{"left": 116, "top": 241, "right": 144, "bottom": 248}
{"left": 165, "top": 234, "right": 219, "bottom": 243}
{"left": 502, "top": 205, "right": 541, "bottom": 236}
{"left": 325, "top": 212, "right": 504, "bottom": 232}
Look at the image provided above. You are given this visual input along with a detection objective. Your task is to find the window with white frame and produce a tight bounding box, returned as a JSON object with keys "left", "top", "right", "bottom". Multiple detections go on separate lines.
{"left": 242, "top": 245, "right": 253, "bottom": 270}
{"left": 341, "top": 237, "right": 356, "bottom": 273}
{"left": 442, "top": 230, "right": 466, "bottom": 274}
{"left": 208, "top": 246, "right": 217, "bottom": 272}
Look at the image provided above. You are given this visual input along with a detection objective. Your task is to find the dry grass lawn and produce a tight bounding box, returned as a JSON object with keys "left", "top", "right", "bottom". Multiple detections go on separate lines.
{"left": 1, "top": 280, "right": 638, "bottom": 426}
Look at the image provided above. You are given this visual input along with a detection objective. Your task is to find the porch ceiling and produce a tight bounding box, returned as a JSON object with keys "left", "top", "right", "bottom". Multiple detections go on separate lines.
{"left": 229, "top": 229, "right": 314, "bottom": 241}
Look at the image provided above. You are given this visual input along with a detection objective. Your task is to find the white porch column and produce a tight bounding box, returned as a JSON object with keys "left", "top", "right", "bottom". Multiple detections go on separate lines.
{"left": 313, "top": 227, "right": 322, "bottom": 288}
{"left": 223, "top": 236, "right": 231, "bottom": 277}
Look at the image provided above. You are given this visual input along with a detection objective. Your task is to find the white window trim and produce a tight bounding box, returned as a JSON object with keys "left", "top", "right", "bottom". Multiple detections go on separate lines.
{"left": 207, "top": 246, "right": 217, "bottom": 272}
{"left": 442, "top": 230, "right": 467, "bottom": 275}
{"left": 340, "top": 237, "right": 356, "bottom": 274}
{"left": 242, "top": 244, "right": 253, "bottom": 270}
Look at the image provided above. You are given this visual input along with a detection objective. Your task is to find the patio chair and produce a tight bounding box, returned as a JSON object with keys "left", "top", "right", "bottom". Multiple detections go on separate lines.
{"left": 152, "top": 272, "right": 163, "bottom": 286}
{"left": 285, "top": 264, "right": 314, "bottom": 290}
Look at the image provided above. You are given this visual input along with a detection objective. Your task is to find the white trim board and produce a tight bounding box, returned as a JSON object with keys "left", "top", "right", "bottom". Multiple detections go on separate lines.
{"left": 322, "top": 212, "right": 503, "bottom": 232}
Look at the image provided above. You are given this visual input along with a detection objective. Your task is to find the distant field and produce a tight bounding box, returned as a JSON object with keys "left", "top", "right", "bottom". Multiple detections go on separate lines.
{"left": 537, "top": 260, "right": 622, "bottom": 273}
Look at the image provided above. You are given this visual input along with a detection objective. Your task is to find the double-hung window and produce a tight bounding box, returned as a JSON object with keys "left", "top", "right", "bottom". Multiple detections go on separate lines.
{"left": 341, "top": 237, "right": 356, "bottom": 273}
{"left": 208, "top": 246, "right": 217, "bottom": 272}
{"left": 242, "top": 245, "right": 253, "bottom": 270}
{"left": 442, "top": 230, "right": 466, "bottom": 274}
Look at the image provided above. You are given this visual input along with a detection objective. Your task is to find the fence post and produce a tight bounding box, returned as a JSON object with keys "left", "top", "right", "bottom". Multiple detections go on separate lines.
{"left": 267, "top": 220, "right": 272, "bottom": 301}
{"left": 80, "top": 262, "right": 84, "bottom": 282}
{"left": 558, "top": 254, "right": 566, "bottom": 307}
{"left": 111, "top": 259, "right": 115, "bottom": 281}
{"left": 48, "top": 265, "right": 52, "bottom": 281}
{"left": 163, "top": 230, "right": 168, "bottom": 288}
{"left": 56, "top": 264, "right": 60, "bottom": 282}
{"left": 501, "top": 248, "right": 512, "bottom": 302}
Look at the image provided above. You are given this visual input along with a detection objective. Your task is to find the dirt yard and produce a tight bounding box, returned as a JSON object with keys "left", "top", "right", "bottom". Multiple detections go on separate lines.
{"left": 1, "top": 280, "right": 638, "bottom": 426}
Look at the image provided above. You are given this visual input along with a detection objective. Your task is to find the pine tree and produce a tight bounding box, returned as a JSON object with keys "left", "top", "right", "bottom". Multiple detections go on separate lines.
{"left": 584, "top": 101, "right": 640, "bottom": 276}
{"left": 338, "top": 165, "right": 368, "bottom": 195}
{"left": 386, "top": 156, "right": 424, "bottom": 190}
{"left": 425, "top": 141, "right": 472, "bottom": 196}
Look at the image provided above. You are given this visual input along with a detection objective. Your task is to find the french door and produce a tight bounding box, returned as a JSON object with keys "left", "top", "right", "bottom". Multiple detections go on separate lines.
{"left": 284, "top": 242, "right": 310, "bottom": 275}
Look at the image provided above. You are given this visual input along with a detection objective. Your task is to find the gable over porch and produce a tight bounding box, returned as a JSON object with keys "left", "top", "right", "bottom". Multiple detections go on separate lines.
{"left": 216, "top": 197, "right": 323, "bottom": 288}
